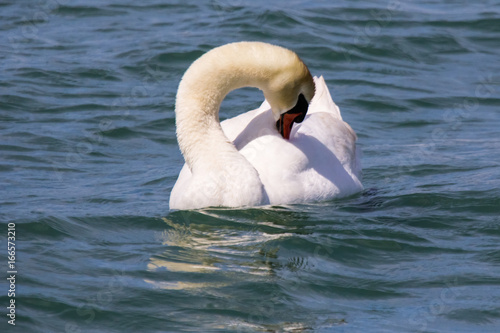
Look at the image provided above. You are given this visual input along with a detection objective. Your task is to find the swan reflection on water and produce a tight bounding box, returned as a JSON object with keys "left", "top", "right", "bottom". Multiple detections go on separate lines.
{"left": 145, "top": 208, "right": 350, "bottom": 330}
{"left": 145, "top": 209, "right": 301, "bottom": 290}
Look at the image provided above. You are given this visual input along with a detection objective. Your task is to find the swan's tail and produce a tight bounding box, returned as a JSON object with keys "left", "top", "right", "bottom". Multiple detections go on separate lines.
{"left": 309, "top": 76, "right": 343, "bottom": 120}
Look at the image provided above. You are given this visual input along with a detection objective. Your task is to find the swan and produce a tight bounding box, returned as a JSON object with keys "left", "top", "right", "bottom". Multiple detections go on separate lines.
{"left": 169, "top": 42, "right": 362, "bottom": 210}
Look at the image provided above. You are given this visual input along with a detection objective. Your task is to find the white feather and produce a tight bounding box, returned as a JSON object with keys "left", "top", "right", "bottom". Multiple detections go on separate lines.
{"left": 169, "top": 43, "right": 362, "bottom": 210}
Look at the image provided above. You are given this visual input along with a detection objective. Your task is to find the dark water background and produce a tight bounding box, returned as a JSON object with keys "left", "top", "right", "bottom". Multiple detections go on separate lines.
{"left": 1, "top": 0, "right": 500, "bottom": 332}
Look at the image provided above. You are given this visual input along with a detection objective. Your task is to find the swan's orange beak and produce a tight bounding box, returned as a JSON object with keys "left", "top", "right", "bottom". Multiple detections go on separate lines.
{"left": 276, "top": 94, "right": 308, "bottom": 140}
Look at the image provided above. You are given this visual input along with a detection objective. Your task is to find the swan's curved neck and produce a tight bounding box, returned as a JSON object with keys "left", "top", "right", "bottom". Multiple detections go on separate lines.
{"left": 175, "top": 42, "right": 296, "bottom": 171}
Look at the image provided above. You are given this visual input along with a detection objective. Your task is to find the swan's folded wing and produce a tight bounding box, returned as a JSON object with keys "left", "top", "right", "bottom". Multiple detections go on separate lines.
{"left": 309, "top": 76, "right": 342, "bottom": 120}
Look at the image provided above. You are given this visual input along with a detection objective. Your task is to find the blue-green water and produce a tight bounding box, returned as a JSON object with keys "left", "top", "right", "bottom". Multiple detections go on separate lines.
{"left": 1, "top": 0, "right": 500, "bottom": 332}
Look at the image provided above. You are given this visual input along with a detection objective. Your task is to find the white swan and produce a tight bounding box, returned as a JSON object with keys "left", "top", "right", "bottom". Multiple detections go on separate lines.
{"left": 169, "top": 42, "right": 362, "bottom": 210}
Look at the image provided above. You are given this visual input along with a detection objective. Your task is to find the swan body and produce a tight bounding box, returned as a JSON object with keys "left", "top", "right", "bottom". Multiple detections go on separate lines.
{"left": 169, "top": 42, "right": 362, "bottom": 210}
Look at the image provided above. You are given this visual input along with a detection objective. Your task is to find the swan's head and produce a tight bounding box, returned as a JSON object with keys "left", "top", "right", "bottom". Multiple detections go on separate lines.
{"left": 263, "top": 54, "right": 315, "bottom": 140}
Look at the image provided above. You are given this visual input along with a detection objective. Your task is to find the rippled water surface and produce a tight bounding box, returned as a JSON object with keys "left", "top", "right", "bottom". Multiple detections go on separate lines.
{"left": 1, "top": 0, "right": 500, "bottom": 332}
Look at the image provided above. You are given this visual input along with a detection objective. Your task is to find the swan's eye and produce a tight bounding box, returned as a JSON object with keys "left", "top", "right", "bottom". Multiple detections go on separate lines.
{"left": 276, "top": 94, "right": 309, "bottom": 140}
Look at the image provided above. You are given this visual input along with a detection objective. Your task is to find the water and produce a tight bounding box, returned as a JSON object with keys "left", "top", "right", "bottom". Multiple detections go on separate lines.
{"left": 1, "top": 0, "right": 500, "bottom": 332}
